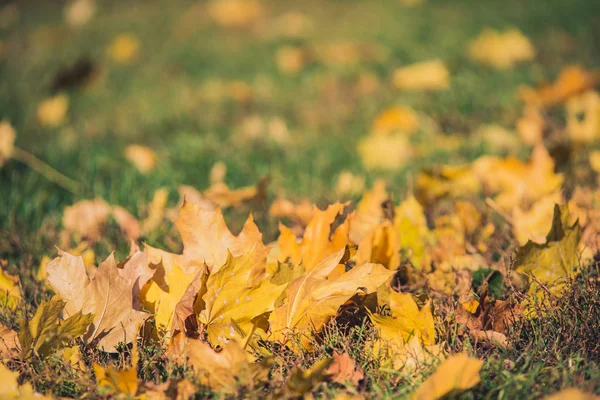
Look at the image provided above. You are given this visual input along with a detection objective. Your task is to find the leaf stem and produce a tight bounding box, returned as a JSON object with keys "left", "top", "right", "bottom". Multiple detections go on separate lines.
{"left": 12, "top": 147, "right": 83, "bottom": 195}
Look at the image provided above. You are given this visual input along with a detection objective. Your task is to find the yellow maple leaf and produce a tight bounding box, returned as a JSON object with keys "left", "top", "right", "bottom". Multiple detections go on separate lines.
{"left": 140, "top": 262, "right": 202, "bottom": 338}
{"left": 0, "top": 120, "right": 16, "bottom": 167}
{"left": 546, "top": 388, "right": 598, "bottom": 400}
{"left": 393, "top": 195, "right": 432, "bottom": 269}
{"left": 37, "top": 94, "right": 69, "bottom": 127}
{"left": 566, "top": 90, "right": 600, "bottom": 143}
{"left": 198, "top": 249, "right": 286, "bottom": 346}
{"left": 413, "top": 353, "right": 482, "bottom": 399}
{"left": 468, "top": 28, "right": 535, "bottom": 69}
{"left": 270, "top": 248, "right": 394, "bottom": 348}
{"left": 416, "top": 165, "right": 480, "bottom": 205}
{"left": 278, "top": 202, "right": 351, "bottom": 274}
{"left": 150, "top": 200, "right": 269, "bottom": 275}
{"left": 0, "top": 363, "right": 51, "bottom": 399}
{"left": 514, "top": 204, "right": 581, "bottom": 295}
{"left": 349, "top": 179, "right": 388, "bottom": 245}
{"left": 473, "top": 144, "right": 562, "bottom": 211}
{"left": 107, "top": 33, "right": 140, "bottom": 64}
{"left": 372, "top": 106, "right": 420, "bottom": 135}
{"left": 186, "top": 338, "right": 267, "bottom": 393}
{"left": 370, "top": 289, "right": 436, "bottom": 346}
{"left": 93, "top": 363, "right": 138, "bottom": 398}
{"left": 207, "top": 0, "right": 263, "bottom": 28}
{"left": 357, "top": 133, "right": 413, "bottom": 171}
{"left": 0, "top": 266, "right": 21, "bottom": 309}
{"left": 392, "top": 60, "right": 450, "bottom": 92}
{"left": 519, "top": 65, "right": 600, "bottom": 107}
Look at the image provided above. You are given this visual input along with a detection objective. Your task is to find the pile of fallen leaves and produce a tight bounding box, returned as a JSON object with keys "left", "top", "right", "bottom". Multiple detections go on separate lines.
{"left": 2, "top": 1, "right": 600, "bottom": 399}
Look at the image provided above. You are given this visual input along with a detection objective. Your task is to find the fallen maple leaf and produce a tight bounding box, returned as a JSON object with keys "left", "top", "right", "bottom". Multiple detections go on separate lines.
{"left": 468, "top": 28, "right": 535, "bottom": 69}
{"left": 371, "top": 105, "right": 420, "bottom": 135}
{"left": 0, "top": 323, "right": 19, "bottom": 360}
{"left": 370, "top": 288, "right": 435, "bottom": 346}
{"left": 37, "top": 94, "right": 69, "bottom": 127}
{"left": 107, "top": 33, "right": 140, "bottom": 64}
{"left": 278, "top": 202, "right": 351, "bottom": 274}
{"left": 514, "top": 204, "right": 581, "bottom": 296}
{"left": 566, "top": 90, "right": 600, "bottom": 143}
{"left": 124, "top": 144, "right": 157, "bottom": 174}
{"left": 335, "top": 171, "right": 366, "bottom": 197}
{"left": 270, "top": 248, "right": 394, "bottom": 348}
{"left": 0, "top": 266, "right": 21, "bottom": 309}
{"left": 18, "top": 296, "right": 94, "bottom": 360}
{"left": 47, "top": 250, "right": 149, "bottom": 352}
{"left": 198, "top": 249, "right": 286, "bottom": 346}
{"left": 546, "top": 388, "right": 599, "bottom": 400}
{"left": 208, "top": 0, "right": 263, "bottom": 28}
{"left": 186, "top": 338, "right": 267, "bottom": 393}
{"left": 64, "top": 0, "right": 95, "bottom": 27}
{"left": 413, "top": 353, "right": 482, "bottom": 399}
{"left": 357, "top": 133, "right": 413, "bottom": 171}
{"left": 392, "top": 60, "right": 450, "bottom": 92}
{"left": 0, "top": 120, "right": 15, "bottom": 167}
{"left": 0, "top": 363, "right": 51, "bottom": 399}
{"left": 269, "top": 197, "right": 315, "bottom": 226}
{"left": 62, "top": 198, "right": 111, "bottom": 241}
{"left": 286, "top": 358, "right": 333, "bottom": 396}
{"left": 326, "top": 352, "right": 364, "bottom": 386}
{"left": 519, "top": 65, "right": 600, "bottom": 107}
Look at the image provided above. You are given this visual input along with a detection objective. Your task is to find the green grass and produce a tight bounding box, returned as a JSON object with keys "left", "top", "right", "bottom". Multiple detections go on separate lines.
{"left": 2, "top": 0, "right": 600, "bottom": 398}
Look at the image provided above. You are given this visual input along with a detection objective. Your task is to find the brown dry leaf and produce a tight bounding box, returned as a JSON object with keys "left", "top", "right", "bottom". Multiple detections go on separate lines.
{"left": 186, "top": 338, "right": 267, "bottom": 393}
{"left": 64, "top": 0, "right": 95, "bottom": 27}
{"left": 208, "top": 0, "right": 263, "bottom": 28}
{"left": 326, "top": 352, "right": 364, "bottom": 386}
{"left": 519, "top": 65, "right": 600, "bottom": 107}
{"left": 112, "top": 206, "right": 141, "bottom": 242}
{"left": 270, "top": 248, "right": 394, "bottom": 348}
{"left": 117, "top": 247, "right": 154, "bottom": 308}
{"left": 107, "top": 33, "right": 140, "bottom": 64}
{"left": 269, "top": 197, "right": 314, "bottom": 226}
{"left": 0, "top": 120, "right": 15, "bottom": 167}
{"left": 203, "top": 181, "right": 258, "bottom": 208}
{"left": 278, "top": 202, "right": 351, "bottom": 273}
{"left": 566, "top": 90, "right": 600, "bottom": 143}
{"left": 468, "top": 28, "right": 535, "bottom": 69}
{"left": 125, "top": 145, "right": 157, "bottom": 174}
{"left": 413, "top": 353, "right": 482, "bottom": 399}
{"left": 372, "top": 105, "right": 420, "bottom": 135}
{"left": 47, "top": 250, "right": 148, "bottom": 352}
{"left": 392, "top": 60, "right": 450, "bottom": 92}
{"left": 357, "top": 133, "right": 413, "bottom": 171}
{"left": 63, "top": 198, "right": 112, "bottom": 241}
{"left": 0, "top": 323, "right": 19, "bottom": 360}
{"left": 37, "top": 94, "right": 69, "bottom": 127}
